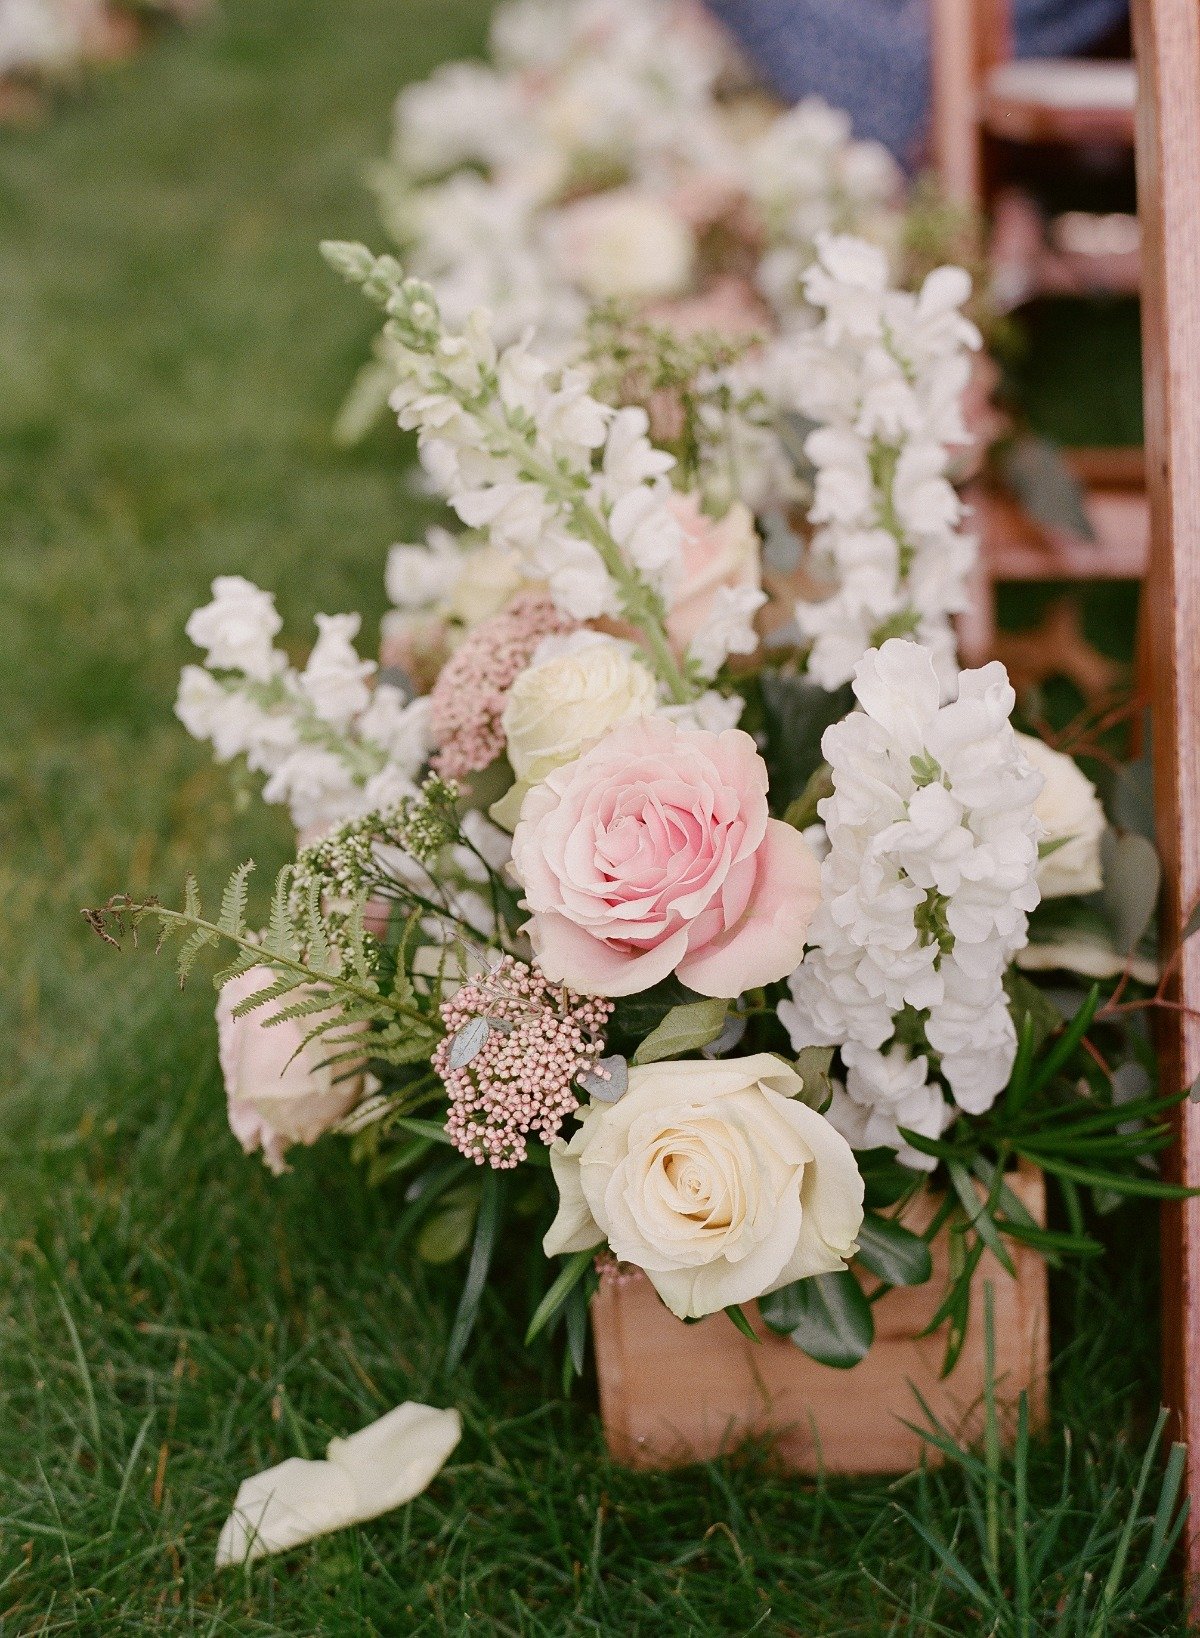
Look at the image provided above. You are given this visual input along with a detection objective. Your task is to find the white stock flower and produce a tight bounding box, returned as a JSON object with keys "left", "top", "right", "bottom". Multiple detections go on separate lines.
{"left": 825, "top": 1042, "right": 953, "bottom": 1173}
{"left": 184, "top": 576, "right": 284, "bottom": 681}
{"left": 780, "top": 640, "right": 1043, "bottom": 1134}
{"left": 300, "top": 614, "right": 376, "bottom": 729}
{"left": 1016, "top": 732, "right": 1106, "bottom": 899}
{"left": 386, "top": 529, "right": 464, "bottom": 611}
{"left": 543, "top": 1053, "right": 864, "bottom": 1318}
{"left": 773, "top": 235, "right": 980, "bottom": 692}
{"left": 216, "top": 1402, "right": 461, "bottom": 1566}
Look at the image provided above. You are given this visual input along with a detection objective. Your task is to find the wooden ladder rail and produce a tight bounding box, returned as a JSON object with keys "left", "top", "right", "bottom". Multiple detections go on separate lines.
{"left": 1132, "top": 0, "right": 1200, "bottom": 1606}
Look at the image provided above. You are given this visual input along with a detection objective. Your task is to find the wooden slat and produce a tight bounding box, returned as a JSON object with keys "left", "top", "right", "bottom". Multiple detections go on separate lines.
{"left": 1131, "top": 0, "right": 1200, "bottom": 1602}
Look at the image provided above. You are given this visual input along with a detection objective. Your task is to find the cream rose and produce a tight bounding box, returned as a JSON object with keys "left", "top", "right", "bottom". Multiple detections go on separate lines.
{"left": 545, "top": 187, "right": 696, "bottom": 303}
{"left": 544, "top": 1054, "right": 864, "bottom": 1319}
{"left": 1017, "top": 733, "right": 1106, "bottom": 898}
{"left": 216, "top": 966, "right": 364, "bottom": 1174}
{"left": 445, "top": 543, "right": 531, "bottom": 630}
{"left": 491, "top": 634, "right": 658, "bottom": 829}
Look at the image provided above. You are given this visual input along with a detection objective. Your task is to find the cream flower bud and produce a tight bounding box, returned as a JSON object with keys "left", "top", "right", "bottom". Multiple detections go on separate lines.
{"left": 544, "top": 1053, "right": 864, "bottom": 1319}
{"left": 1016, "top": 733, "right": 1106, "bottom": 899}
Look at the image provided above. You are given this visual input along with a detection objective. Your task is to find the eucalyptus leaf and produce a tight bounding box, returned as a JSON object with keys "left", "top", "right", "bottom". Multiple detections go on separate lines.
{"left": 855, "top": 1212, "right": 933, "bottom": 1287}
{"left": 999, "top": 435, "right": 1095, "bottom": 541}
{"left": 416, "top": 1199, "right": 477, "bottom": 1264}
{"left": 1101, "top": 830, "right": 1162, "bottom": 955}
{"left": 448, "top": 1015, "right": 490, "bottom": 1070}
{"left": 791, "top": 1045, "right": 834, "bottom": 1112}
{"left": 759, "top": 1270, "right": 874, "bottom": 1368}
{"left": 632, "top": 998, "right": 729, "bottom": 1064}
{"left": 578, "top": 1054, "right": 629, "bottom": 1103}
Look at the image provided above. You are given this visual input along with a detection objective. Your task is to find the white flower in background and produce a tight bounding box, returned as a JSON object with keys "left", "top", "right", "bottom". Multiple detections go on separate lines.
{"left": 543, "top": 1054, "right": 864, "bottom": 1318}
{"left": 300, "top": 614, "right": 376, "bottom": 729}
{"left": 179, "top": 579, "right": 431, "bottom": 832}
{"left": 216, "top": 1402, "right": 461, "bottom": 1566}
{"left": 768, "top": 234, "right": 981, "bottom": 693}
{"left": 391, "top": 60, "right": 528, "bottom": 180}
{"left": 544, "top": 187, "right": 696, "bottom": 303}
{"left": 184, "top": 575, "right": 284, "bottom": 681}
{"left": 780, "top": 641, "right": 1043, "bottom": 1136}
{"left": 442, "top": 542, "right": 531, "bottom": 629}
{"left": 1016, "top": 732, "right": 1106, "bottom": 899}
{"left": 687, "top": 583, "right": 768, "bottom": 681}
{"left": 386, "top": 528, "right": 464, "bottom": 611}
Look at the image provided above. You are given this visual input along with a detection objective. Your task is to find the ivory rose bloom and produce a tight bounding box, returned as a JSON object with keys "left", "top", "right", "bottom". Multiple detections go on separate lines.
{"left": 543, "top": 1054, "right": 864, "bottom": 1318}
{"left": 510, "top": 715, "right": 821, "bottom": 997}
{"left": 1016, "top": 732, "right": 1105, "bottom": 899}
{"left": 216, "top": 966, "right": 364, "bottom": 1174}
{"left": 491, "top": 634, "right": 658, "bottom": 829}
{"left": 545, "top": 187, "right": 696, "bottom": 303}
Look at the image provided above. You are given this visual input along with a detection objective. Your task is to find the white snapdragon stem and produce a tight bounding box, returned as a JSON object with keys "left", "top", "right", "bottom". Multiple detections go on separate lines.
{"left": 322, "top": 242, "right": 699, "bottom": 706}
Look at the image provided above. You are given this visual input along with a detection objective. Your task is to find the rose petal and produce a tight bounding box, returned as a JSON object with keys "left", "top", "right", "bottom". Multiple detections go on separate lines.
{"left": 677, "top": 821, "right": 821, "bottom": 997}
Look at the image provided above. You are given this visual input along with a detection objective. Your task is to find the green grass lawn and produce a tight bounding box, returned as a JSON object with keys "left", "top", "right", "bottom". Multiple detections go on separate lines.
{"left": 0, "top": 4, "right": 1185, "bottom": 1631}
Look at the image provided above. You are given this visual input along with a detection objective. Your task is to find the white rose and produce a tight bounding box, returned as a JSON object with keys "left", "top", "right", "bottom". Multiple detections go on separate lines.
{"left": 491, "top": 634, "right": 658, "bottom": 829}
{"left": 216, "top": 966, "right": 364, "bottom": 1174}
{"left": 1016, "top": 733, "right": 1105, "bottom": 898}
{"left": 546, "top": 187, "right": 696, "bottom": 303}
{"left": 543, "top": 1053, "right": 864, "bottom": 1319}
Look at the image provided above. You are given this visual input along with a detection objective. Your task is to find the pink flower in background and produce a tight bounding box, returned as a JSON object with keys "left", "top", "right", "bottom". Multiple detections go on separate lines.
{"left": 648, "top": 276, "right": 769, "bottom": 340}
{"left": 428, "top": 592, "right": 574, "bottom": 780}
{"left": 510, "top": 715, "right": 820, "bottom": 997}
{"left": 216, "top": 966, "right": 364, "bottom": 1174}
{"left": 664, "top": 490, "right": 763, "bottom": 657}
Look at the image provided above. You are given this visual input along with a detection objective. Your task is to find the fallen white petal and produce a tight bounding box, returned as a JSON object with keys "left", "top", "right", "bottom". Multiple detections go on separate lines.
{"left": 216, "top": 1402, "right": 461, "bottom": 1566}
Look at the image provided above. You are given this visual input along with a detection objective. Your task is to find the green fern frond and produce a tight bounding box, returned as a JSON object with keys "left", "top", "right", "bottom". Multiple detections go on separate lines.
{"left": 218, "top": 861, "right": 255, "bottom": 939}
{"left": 177, "top": 925, "right": 219, "bottom": 985}
{"left": 229, "top": 973, "right": 312, "bottom": 1020}
{"left": 264, "top": 865, "right": 298, "bottom": 960}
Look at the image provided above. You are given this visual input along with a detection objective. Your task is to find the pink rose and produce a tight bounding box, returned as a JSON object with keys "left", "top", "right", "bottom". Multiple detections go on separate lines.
{"left": 665, "top": 492, "right": 763, "bottom": 657}
{"left": 216, "top": 966, "right": 364, "bottom": 1174}
{"left": 510, "top": 716, "right": 819, "bottom": 997}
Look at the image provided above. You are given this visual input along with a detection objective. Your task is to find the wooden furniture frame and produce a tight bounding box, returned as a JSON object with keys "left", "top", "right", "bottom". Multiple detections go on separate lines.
{"left": 930, "top": 0, "right": 1147, "bottom": 672}
{"left": 1132, "top": 0, "right": 1200, "bottom": 1605}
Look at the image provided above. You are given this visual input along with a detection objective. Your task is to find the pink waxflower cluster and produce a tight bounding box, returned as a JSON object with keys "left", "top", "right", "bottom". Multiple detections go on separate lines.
{"left": 434, "top": 957, "right": 613, "bottom": 1169}
{"left": 428, "top": 593, "right": 574, "bottom": 779}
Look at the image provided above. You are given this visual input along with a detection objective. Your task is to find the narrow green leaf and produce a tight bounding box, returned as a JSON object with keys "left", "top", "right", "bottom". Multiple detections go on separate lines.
{"left": 443, "top": 1169, "right": 503, "bottom": 1375}
{"left": 525, "top": 1248, "right": 596, "bottom": 1346}
{"left": 724, "top": 1304, "right": 761, "bottom": 1344}
{"left": 1023, "top": 983, "right": 1101, "bottom": 1101}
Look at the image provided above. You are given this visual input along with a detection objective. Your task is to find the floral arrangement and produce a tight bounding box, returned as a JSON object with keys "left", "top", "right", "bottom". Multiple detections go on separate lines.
{"left": 90, "top": 221, "right": 1182, "bottom": 1408}
{"left": 335, "top": 0, "right": 906, "bottom": 443}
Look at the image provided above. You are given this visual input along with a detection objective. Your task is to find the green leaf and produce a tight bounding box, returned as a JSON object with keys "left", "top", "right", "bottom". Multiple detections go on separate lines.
{"left": 1101, "top": 829, "right": 1162, "bottom": 955}
{"left": 759, "top": 1270, "right": 874, "bottom": 1368}
{"left": 947, "top": 1162, "right": 1016, "bottom": 1278}
{"left": 1022, "top": 983, "right": 1101, "bottom": 1102}
{"left": 855, "top": 1212, "right": 933, "bottom": 1287}
{"left": 791, "top": 1045, "right": 834, "bottom": 1112}
{"left": 443, "top": 1169, "right": 504, "bottom": 1375}
{"left": 632, "top": 998, "right": 729, "bottom": 1065}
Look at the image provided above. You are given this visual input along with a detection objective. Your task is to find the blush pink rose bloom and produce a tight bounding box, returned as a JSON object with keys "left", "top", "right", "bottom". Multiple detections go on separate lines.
{"left": 510, "top": 716, "right": 820, "bottom": 997}
{"left": 216, "top": 966, "right": 364, "bottom": 1174}
{"left": 664, "top": 491, "right": 763, "bottom": 658}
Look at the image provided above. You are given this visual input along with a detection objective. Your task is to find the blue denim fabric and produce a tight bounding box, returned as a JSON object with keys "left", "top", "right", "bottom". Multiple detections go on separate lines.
{"left": 705, "top": 0, "right": 1129, "bottom": 164}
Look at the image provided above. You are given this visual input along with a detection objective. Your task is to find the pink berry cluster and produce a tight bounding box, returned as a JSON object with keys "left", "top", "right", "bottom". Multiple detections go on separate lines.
{"left": 435, "top": 957, "right": 614, "bottom": 1169}
{"left": 428, "top": 592, "right": 574, "bottom": 780}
